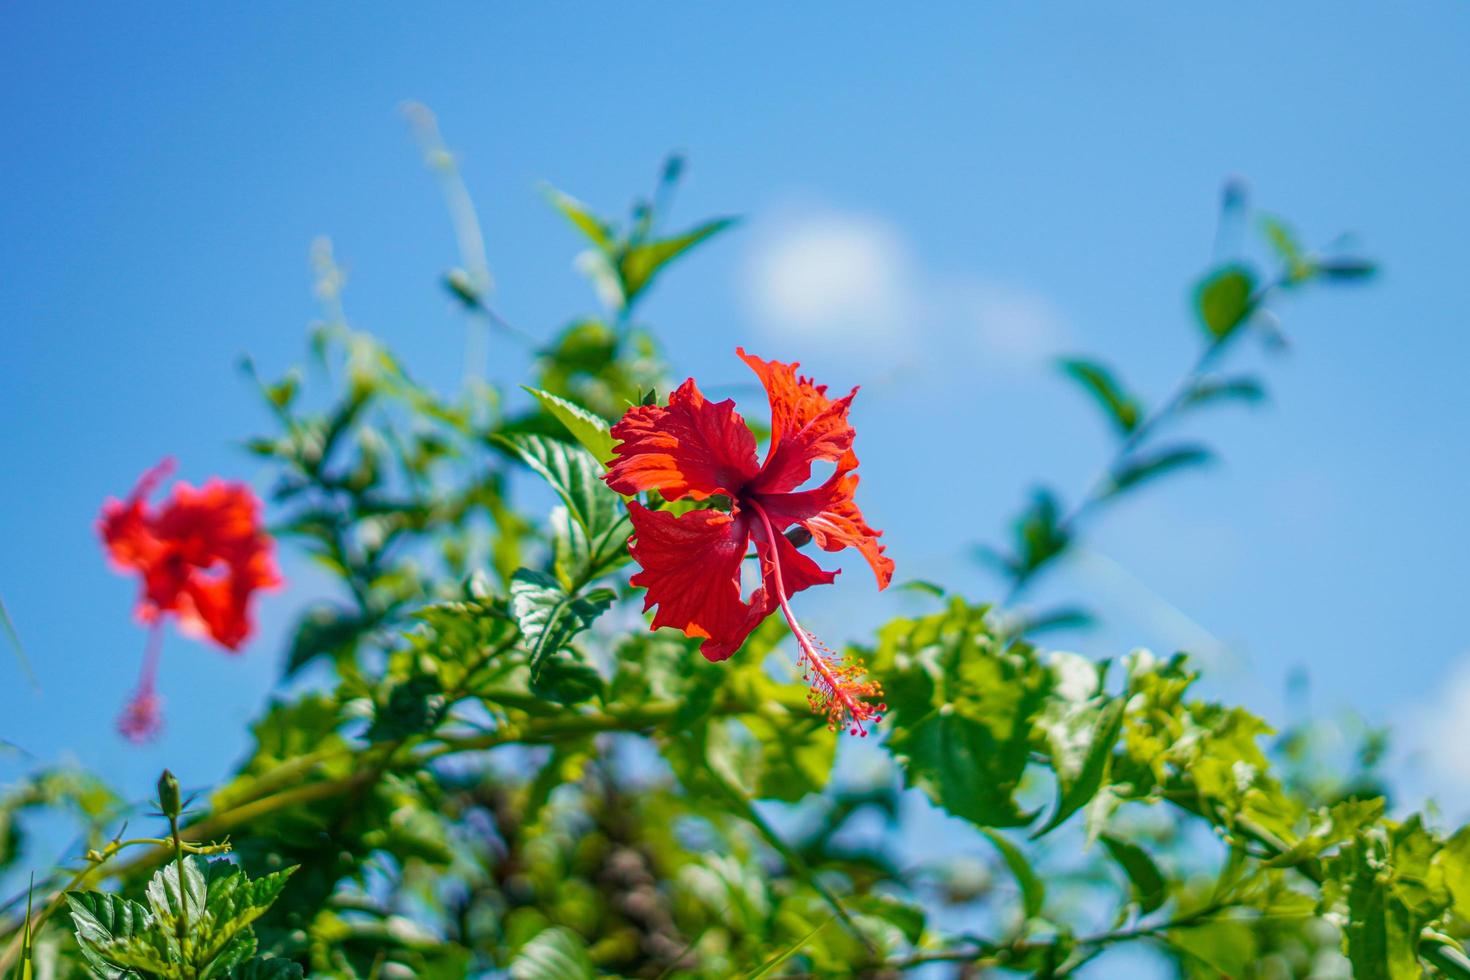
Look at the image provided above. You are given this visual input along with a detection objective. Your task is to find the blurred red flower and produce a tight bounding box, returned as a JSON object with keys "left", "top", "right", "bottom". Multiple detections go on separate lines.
{"left": 99, "top": 458, "right": 281, "bottom": 741}
{"left": 605, "top": 348, "right": 892, "bottom": 734}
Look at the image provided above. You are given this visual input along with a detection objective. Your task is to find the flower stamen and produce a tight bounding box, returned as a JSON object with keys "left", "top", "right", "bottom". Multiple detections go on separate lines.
{"left": 118, "top": 623, "right": 165, "bottom": 743}
{"left": 748, "top": 500, "right": 886, "bottom": 736}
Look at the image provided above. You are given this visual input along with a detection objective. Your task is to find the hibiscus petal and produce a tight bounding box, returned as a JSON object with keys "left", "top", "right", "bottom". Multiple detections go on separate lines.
{"left": 751, "top": 516, "right": 839, "bottom": 599}
{"left": 626, "top": 501, "right": 763, "bottom": 662}
{"left": 736, "top": 348, "right": 858, "bottom": 494}
{"left": 757, "top": 472, "right": 894, "bottom": 590}
{"left": 605, "top": 379, "right": 760, "bottom": 501}
{"left": 98, "top": 458, "right": 175, "bottom": 574}
{"left": 160, "top": 480, "right": 280, "bottom": 649}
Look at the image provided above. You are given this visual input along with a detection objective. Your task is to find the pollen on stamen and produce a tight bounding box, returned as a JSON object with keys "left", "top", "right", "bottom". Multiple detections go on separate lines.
{"left": 798, "top": 629, "right": 886, "bottom": 737}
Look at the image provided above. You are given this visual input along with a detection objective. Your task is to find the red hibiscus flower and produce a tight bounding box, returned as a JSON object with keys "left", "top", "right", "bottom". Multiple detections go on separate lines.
{"left": 605, "top": 348, "right": 894, "bottom": 735}
{"left": 99, "top": 458, "right": 282, "bottom": 741}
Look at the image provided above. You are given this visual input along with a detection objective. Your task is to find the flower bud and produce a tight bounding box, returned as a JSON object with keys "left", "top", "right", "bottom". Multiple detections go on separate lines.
{"left": 157, "top": 769, "right": 182, "bottom": 819}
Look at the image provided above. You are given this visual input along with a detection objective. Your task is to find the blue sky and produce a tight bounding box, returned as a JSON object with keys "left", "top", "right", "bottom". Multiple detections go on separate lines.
{"left": 2, "top": 3, "right": 1469, "bottom": 838}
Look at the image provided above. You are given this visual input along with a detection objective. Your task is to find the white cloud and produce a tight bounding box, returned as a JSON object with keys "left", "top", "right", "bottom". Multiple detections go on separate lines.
{"left": 743, "top": 208, "right": 913, "bottom": 343}
{"left": 741, "top": 203, "right": 1070, "bottom": 371}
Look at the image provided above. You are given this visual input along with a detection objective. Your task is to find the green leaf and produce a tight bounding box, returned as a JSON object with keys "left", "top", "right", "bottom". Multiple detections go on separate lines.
{"left": 550, "top": 505, "right": 632, "bottom": 592}
{"left": 979, "top": 828, "right": 1044, "bottom": 920}
{"left": 495, "top": 434, "right": 629, "bottom": 579}
{"left": 66, "top": 891, "right": 165, "bottom": 979}
{"left": 145, "top": 856, "right": 208, "bottom": 939}
{"left": 1181, "top": 375, "right": 1266, "bottom": 411}
{"left": 618, "top": 217, "right": 736, "bottom": 304}
{"left": 509, "top": 926, "right": 594, "bottom": 980}
{"left": 1100, "top": 834, "right": 1167, "bottom": 914}
{"left": 1106, "top": 444, "right": 1213, "bottom": 498}
{"left": 508, "top": 568, "right": 614, "bottom": 692}
{"left": 1323, "top": 831, "right": 1422, "bottom": 980}
{"left": 1009, "top": 488, "right": 1070, "bottom": 577}
{"left": 523, "top": 386, "right": 615, "bottom": 464}
{"left": 743, "top": 712, "right": 837, "bottom": 803}
{"left": 1165, "top": 917, "right": 1257, "bottom": 976}
{"left": 542, "top": 186, "right": 615, "bottom": 252}
{"left": 1435, "top": 825, "right": 1470, "bottom": 918}
{"left": 1057, "top": 357, "right": 1142, "bottom": 435}
{"left": 1263, "top": 796, "right": 1384, "bottom": 869}
{"left": 1194, "top": 264, "right": 1257, "bottom": 340}
{"left": 1033, "top": 697, "right": 1125, "bottom": 838}
{"left": 195, "top": 862, "right": 295, "bottom": 970}
{"left": 891, "top": 712, "right": 1035, "bottom": 828}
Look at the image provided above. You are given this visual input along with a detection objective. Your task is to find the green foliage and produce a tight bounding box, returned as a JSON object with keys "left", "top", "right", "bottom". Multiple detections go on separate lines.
{"left": 67, "top": 859, "right": 295, "bottom": 980}
{"left": 1058, "top": 357, "right": 1142, "bottom": 435}
{"left": 0, "top": 140, "right": 1461, "bottom": 980}
{"left": 1195, "top": 264, "right": 1258, "bottom": 339}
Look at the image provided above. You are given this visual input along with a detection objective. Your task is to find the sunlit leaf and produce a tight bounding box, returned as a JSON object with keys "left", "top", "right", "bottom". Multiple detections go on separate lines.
{"left": 542, "top": 186, "right": 615, "bottom": 252}
{"left": 1033, "top": 697, "right": 1125, "bottom": 837}
{"left": 509, "top": 926, "right": 594, "bottom": 980}
{"left": 1194, "top": 264, "right": 1257, "bottom": 340}
{"left": 523, "top": 386, "right": 615, "bottom": 464}
{"left": 618, "top": 217, "right": 736, "bottom": 304}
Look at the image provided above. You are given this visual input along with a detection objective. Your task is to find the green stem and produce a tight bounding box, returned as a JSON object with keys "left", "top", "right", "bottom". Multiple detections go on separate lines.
{"left": 168, "top": 812, "right": 191, "bottom": 977}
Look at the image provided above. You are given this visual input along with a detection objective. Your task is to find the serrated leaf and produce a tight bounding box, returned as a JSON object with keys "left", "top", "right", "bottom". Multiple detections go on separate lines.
{"left": 1106, "top": 444, "right": 1213, "bottom": 498}
{"left": 508, "top": 569, "right": 614, "bottom": 691}
{"left": 1195, "top": 264, "right": 1257, "bottom": 339}
{"left": 66, "top": 892, "right": 163, "bottom": 979}
{"left": 1100, "top": 834, "right": 1167, "bottom": 914}
{"left": 196, "top": 862, "right": 296, "bottom": 969}
{"left": 979, "top": 828, "right": 1044, "bottom": 920}
{"left": 618, "top": 217, "right": 736, "bottom": 304}
{"left": 1033, "top": 697, "right": 1125, "bottom": 837}
{"left": 495, "top": 434, "right": 629, "bottom": 578}
{"left": 509, "top": 926, "right": 594, "bottom": 980}
{"left": 1058, "top": 357, "right": 1142, "bottom": 435}
{"left": 523, "top": 386, "right": 615, "bottom": 464}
